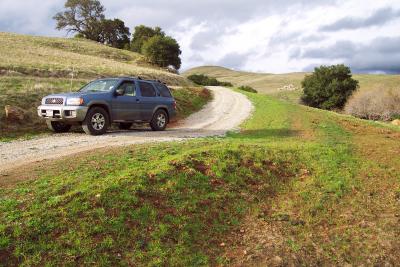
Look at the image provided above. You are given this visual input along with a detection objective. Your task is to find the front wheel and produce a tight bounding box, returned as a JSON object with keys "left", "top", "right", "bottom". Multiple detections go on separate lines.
{"left": 82, "top": 107, "right": 109, "bottom": 135}
{"left": 150, "top": 109, "right": 168, "bottom": 131}
{"left": 46, "top": 121, "right": 71, "bottom": 133}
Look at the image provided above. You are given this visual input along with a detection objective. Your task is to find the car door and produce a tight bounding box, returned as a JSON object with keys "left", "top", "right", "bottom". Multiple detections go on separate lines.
{"left": 111, "top": 80, "right": 141, "bottom": 121}
{"left": 137, "top": 81, "right": 158, "bottom": 121}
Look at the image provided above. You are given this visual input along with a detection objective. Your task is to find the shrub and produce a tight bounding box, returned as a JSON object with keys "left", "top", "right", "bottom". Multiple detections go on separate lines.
{"left": 238, "top": 85, "right": 257, "bottom": 93}
{"left": 301, "top": 64, "right": 359, "bottom": 110}
{"left": 219, "top": 81, "right": 234, "bottom": 87}
{"left": 187, "top": 74, "right": 233, "bottom": 87}
{"left": 344, "top": 88, "right": 400, "bottom": 121}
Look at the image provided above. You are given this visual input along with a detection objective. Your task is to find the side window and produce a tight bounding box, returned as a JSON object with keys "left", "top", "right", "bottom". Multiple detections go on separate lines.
{"left": 139, "top": 82, "right": 156, "bottom": 97}
{"left": 155, "top": 83, "right": 172, "bottom": 97}
{"left": 117, "top": 81, "right": 136, "bottom": 96}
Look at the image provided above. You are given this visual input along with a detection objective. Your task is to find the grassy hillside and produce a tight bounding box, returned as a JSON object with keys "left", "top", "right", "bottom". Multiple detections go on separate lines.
{"left": 0, "top": 32, "right": 186, "bottom": 84}
{"left": 1, "top": 89, "right": 399, "bottom": 265}
{"left": 184, "top": 66, "right": 305, "bottom": 93}
{"left": 0, "top": 32, "right": 203, "bottom": 140}
{"left": 184, "top": 66, "right": 400, "bottom": 102}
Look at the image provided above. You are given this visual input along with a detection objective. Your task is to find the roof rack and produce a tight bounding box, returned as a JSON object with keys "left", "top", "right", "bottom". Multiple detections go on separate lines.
{"left": 104, "top": 76, "right": 167, "bottom": 84}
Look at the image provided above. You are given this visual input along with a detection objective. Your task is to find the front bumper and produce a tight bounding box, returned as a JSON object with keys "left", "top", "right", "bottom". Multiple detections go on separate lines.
{"left": 37, "top": 105, "right": 88, "bottom": 122}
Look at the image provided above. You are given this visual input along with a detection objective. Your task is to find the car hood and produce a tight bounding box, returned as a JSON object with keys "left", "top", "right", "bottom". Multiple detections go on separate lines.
{"left": 46, "top": 92, "right": 108, "bottom": 98}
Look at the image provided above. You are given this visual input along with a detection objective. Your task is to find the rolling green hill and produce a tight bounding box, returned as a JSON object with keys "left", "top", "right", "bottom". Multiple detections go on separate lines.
{"left": 184, "top": 66, "right": 400, "bottom": 102}
{"left": 1, "top": 89, "right": 399, "bottom": 265}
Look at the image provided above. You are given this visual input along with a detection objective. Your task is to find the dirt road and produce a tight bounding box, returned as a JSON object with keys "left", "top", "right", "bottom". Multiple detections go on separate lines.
{"left": 0, "top": 86, "right": 253, "bottom": 172}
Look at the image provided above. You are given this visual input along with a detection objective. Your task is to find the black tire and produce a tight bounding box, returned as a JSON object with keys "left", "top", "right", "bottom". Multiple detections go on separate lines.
{"left": 118, "top": 122, "right": 133, "bottom": 130}
{"left": 82, "top": 107, "right": 109, "bottom": 135}
{"left": 150, "top": 109, "right": 168, "bottom": 131}
{"left": 46, "top": 121, "right": 71, "bottom": 133}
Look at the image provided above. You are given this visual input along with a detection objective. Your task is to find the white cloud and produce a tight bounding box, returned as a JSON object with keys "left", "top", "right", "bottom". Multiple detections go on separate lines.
{"left": 0, "top": 0, "right": 400, "bottom": 73}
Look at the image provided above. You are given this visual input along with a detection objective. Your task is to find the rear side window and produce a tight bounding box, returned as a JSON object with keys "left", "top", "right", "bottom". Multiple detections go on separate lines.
{"left": 155, "top": 83, "right": 172, "bottom": 97}
{"left": 139, "top": 82, "right": 156, "bottom": 97}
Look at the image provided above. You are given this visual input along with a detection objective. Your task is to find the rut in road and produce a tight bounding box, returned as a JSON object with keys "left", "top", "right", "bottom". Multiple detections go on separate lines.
{"left": 0, "top": 86, "right": 253, "bottom": 172}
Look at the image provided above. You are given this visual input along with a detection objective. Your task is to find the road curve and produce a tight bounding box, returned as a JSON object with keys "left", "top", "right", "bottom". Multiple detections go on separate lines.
{"left": 0, "top": 86, "right": 253, "bottom": 172}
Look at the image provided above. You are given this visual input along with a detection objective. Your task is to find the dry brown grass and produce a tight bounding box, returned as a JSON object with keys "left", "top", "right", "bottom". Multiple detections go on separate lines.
{"left": 345, "top": 88, "right": 400, "bottom": 121}
{"left": 0, "top": 32, "right": 187, "bottom": 85}
{"left": 184, "top": 66, "right": 305, "bottom": 94}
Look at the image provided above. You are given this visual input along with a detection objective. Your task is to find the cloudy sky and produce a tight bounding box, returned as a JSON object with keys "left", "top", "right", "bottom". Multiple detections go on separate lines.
{"left": 0, "top": 0, "right": 399, "bottom": 73}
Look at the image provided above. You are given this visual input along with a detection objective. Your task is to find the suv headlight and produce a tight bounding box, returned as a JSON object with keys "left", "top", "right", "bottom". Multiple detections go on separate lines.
{"left": 66, "top": 97, "right": 84, "bottom": 106}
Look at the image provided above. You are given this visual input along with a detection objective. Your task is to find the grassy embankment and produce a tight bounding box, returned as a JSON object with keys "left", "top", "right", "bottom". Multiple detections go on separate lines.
{"left": 184, "top": 66, "right": 400, "bottom": 103}
{"left": 0, "top": 32, "right": 207, "bottom": 140}
{"left": 1, "top": 89, "right": 399, "bottom": 265}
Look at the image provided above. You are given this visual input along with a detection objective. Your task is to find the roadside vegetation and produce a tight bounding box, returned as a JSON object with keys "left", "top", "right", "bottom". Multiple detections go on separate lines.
{"left": 345, "top": 87, "right": 400, "bottom": 121}
{"left": 238, "top": 85, "right": 257, "bottom": 93}
{"left": 187, "top": 74, "right": 233, "bottom": 87}
{"left": 1, "top": 89, "right": 399, "bottom": 265}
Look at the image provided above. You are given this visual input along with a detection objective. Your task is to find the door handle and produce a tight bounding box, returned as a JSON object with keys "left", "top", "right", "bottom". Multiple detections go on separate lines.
{"left": 136, "top": 99, "right": 140, "bottom": 102}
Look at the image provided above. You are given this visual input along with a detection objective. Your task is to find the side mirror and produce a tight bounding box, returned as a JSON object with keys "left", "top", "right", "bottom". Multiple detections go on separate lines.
{"left": 115, "top": 87, "right": 125, "bottom": 96}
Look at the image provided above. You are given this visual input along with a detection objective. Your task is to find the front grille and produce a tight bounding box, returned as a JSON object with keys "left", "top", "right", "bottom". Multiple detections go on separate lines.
{"left": 45, "top": 98, "right": 64, "bottom": 105}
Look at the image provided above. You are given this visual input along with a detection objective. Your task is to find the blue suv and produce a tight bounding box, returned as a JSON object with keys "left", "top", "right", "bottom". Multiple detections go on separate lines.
{"left": 38, "top": 77, "right": 177, "bottom": 135}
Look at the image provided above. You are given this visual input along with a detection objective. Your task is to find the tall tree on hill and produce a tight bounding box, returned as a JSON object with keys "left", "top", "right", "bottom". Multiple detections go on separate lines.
{"left": 99, "top": 19, "right": 130, "bottom": 49}
{"left": 142, "top": 35, "right": 182, "bottom": 70}
{"left": 130, "top": 25, "right": 165, "bottom": 53}
{"left": 54, "top": 0, "right": 106, "bottom": 42}
{"left": 301, "top": 64, "right": 359, "bottom": 110}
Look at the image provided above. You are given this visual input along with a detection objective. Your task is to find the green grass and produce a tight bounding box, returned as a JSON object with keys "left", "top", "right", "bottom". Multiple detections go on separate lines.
{"left": 3, "top": 88, "right": 398, "bottom": 265}
{"left": 0, "top": 143, "right": 302, "bottom": 266}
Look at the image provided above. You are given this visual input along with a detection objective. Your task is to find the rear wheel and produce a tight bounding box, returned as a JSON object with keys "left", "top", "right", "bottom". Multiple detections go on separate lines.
{"left": 82, "top": 107, "right": 109, "bottom": 135}
{"left": 150, "top": 109, "right": 168, "bottom": 131}
{"left": 118, "top": 122, "right": 133, "bottom": 130}
{"left": 46, "top": 121, "right": 71, "bottom": 133}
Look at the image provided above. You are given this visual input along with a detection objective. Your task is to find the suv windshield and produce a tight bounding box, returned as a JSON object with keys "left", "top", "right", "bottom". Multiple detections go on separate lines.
{"left": 79, "top": 79, "right": 119, "bottom": 93}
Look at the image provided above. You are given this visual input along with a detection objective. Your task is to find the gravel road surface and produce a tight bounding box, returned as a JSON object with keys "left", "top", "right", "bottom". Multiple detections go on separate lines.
{"left": 0, "top": 86, "right": 253, "bottom": 172}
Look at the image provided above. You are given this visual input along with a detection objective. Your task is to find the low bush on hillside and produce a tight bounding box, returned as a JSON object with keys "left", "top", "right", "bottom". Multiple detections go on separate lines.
{"left": 345, "top": 88, "right": 400, "bottom": 121}
{"left": 238, "top": 85, "right": 257, "bottom": 93}
{"left": 301, "top": 64, "right": 359, "bottom": 110}
{"left": 187, "top": 74, "right": 233, "bottom": 87}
